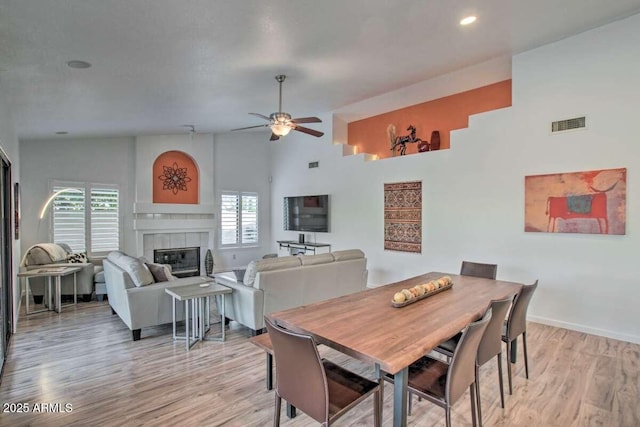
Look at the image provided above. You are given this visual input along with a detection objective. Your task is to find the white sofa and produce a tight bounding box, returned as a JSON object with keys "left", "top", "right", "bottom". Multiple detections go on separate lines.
{"left": 215, "top": 249, "right": 368, "bottom": 335}
{"left": 103, "top": 251, "right": 210, "bottom": 341}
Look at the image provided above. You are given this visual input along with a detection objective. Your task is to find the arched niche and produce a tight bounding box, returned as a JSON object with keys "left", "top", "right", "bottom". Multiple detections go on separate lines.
{"left": 152, "top": 150, "right": 199, "bottom": 204}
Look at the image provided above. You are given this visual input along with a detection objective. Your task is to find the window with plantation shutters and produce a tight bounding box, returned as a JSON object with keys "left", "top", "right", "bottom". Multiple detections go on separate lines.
{"left": 51, "top": 182, "right": 120, "bottom": 255}
{"left": 220, "top": 191, "right": 259, "bottom": 248}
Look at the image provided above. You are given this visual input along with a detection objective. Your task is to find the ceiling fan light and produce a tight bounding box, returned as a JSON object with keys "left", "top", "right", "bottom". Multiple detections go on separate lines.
{"left": 270, "top": 123, "right": 292, "bottom": 136}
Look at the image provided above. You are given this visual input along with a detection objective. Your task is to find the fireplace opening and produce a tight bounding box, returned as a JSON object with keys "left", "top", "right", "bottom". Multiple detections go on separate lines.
{"left": 154, "top": 247, "right": 200, "bottom": 278}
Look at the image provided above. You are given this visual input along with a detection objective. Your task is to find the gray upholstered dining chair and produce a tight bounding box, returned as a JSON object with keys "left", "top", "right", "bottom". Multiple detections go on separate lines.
{"left": 265, "top": 317, "right": 381, "bottom": 427}
{"left": 384, "top": 309, "right": 492, "bottom": 427}
{"left": 460, "top": 261, "right": 498, "bottom": 280}
{"left": 502, "top": 280, "right": 538, "bottom": 394}
{"left": 434, "top": 297, "right": 513, "bottom": 426}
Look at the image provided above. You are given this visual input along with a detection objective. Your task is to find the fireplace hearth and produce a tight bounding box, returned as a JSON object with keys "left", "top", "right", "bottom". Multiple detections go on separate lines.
{"left": 154, "top": 247, "right": 200, "bottom": 277}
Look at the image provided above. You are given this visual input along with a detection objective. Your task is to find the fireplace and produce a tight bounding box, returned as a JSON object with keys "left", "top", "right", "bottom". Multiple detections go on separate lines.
{"left": 154, "top": 247, "right": 200, "bottom": 278}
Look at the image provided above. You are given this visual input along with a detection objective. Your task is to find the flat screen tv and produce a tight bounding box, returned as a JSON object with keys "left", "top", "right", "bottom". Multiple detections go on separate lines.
{"left": 283, "top": 195, "right": 329, "bottom": 232}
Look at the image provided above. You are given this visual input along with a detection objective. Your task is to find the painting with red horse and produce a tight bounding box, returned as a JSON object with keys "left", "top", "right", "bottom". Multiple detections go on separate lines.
{"left": 525, "top": 168, "right": 626, "bottom": 235}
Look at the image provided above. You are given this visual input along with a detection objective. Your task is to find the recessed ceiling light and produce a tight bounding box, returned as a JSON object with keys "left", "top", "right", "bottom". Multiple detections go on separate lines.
{"left": 55, "top": 131, "right": 68, "bottom": 135}
{"left": 460, "top": 16, "right": 477, "bottom": 26}
{"left": 66, "top": 60, "right": 92, "bottom": 69}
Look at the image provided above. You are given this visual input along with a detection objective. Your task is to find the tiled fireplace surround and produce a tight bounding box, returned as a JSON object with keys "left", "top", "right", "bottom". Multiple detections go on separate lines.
{"left": 132, "top": 135, "right": 216, "bottom": 273}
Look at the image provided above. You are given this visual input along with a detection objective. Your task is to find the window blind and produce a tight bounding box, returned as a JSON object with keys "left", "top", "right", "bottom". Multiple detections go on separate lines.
{"left": 220, "top": 191, "right": 259, "bottom": 247}
{"left": 90, "top": 187, "right": 119, "bottom": 252}
{"left": 53, "top": 186, "right": 86, "bottom": 252}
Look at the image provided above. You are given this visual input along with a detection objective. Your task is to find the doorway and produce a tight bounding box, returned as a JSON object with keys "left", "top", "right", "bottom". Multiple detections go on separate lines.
{"left": 0, "top": 147, "right": 13, "bottom": 376}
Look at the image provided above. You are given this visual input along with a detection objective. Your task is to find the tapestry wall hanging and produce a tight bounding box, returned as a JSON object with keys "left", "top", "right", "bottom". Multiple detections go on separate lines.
{"left": 384, "top": 181, "right": 422, "bottom": 253}
{"left": 524, "top": 167, "right": 626, "bottom": 235}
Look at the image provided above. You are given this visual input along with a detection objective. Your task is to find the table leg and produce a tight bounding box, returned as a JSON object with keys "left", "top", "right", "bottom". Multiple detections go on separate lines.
{"left": 185, "top": 300, "right": 190, "bottom": 351}
{"left": 73, "top": 271, "right": 77, "bottom": 305}
{"left": 172, "top": 296, "right": 177, "bottom": 339}
{"left": 393, "top": 367, "right": 408, "bottom": 427}
{"left": 199, "top": 297, "right": 205, "bottom": 341}
{"left": 221, "top": 293, "right": 226, "bottom": 341}
{"left": 25, "top": 277, "right": 30, "bottom": 314}
{"left": 56, "top": 276, "right": 62, "bottom": 313}
{"left": 286, "top": 403, "right": 296, "bottom": 419}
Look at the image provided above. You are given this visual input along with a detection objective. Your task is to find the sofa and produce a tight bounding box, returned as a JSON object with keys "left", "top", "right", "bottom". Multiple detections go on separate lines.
{"left": 103, "top": 251, "right": 210, "bottom": 340}
{"left": 215, "top": 249, "right": 368, "bottom": 335}
{"left": 20, "top": 243, "right": 96, "bottom": 302}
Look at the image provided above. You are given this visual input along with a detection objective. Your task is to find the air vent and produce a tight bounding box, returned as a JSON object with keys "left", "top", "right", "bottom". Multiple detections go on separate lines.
{"left": 308, "top": 161, "right": 319, "bottom": 168}
{"left": 551, "top": 116, "right": 586, "bottom": 133}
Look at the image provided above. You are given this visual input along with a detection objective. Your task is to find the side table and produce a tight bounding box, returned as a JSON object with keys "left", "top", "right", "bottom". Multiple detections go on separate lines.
{"left": 165, "top": 283, "right": 232, "bottom": 350}
{"left": 17, "top": 266, "right": 82, "bottom": 314}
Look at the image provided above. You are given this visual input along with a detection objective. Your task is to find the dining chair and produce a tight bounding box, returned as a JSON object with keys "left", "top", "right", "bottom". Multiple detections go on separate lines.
{"left": 384, "top": 310, "right": 492, "bottom": 427}
{"left": 433, "top": 297, "right": 513, "bottom": 426}
{"left": 264, "top": 317, "right": 381, "bottom": 427}
{"left": 502, "top": 280, "right": 538, "bottom": 394}
{"left": 460, "top": 261, "right": 498, "bottom": 280}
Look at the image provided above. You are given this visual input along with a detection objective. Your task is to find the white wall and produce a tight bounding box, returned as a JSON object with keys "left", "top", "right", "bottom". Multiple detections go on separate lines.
{"left": 19, "top": 137, "right": 136, "bottom": 254}
{"left": 270, "top": 13, "right": 640, "bottom": 344}
{"left": 213, "top": 131, "right": 273, "bottom": 270}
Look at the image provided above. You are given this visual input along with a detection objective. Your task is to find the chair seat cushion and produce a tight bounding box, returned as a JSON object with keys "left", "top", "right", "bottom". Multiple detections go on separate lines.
{"left": 323, "top": 359, "right": 379, "bottom": 417}
{"left": 407, "top": 356, "right": 449, "bottom": 400}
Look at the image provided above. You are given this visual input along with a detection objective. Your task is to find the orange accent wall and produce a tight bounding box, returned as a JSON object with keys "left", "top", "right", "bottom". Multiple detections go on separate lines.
{"left": 347, "top": 80, "right": 512, "bottom": 159}
{"left": 153, "top": 150, "right": 199, "bottom": 204}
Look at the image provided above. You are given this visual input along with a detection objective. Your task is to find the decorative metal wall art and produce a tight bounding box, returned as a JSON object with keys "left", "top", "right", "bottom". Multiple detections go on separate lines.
{"left": 158, "top": 162, "right": 192, "bottom": 195}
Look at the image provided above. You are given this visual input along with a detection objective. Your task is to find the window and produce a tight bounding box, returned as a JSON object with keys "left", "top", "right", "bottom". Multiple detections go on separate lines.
{"left": 51, "top": 182, "right": 120, "bottom": 255}
{"left": 220, "top": 191, "right": 258, "bottom": 247}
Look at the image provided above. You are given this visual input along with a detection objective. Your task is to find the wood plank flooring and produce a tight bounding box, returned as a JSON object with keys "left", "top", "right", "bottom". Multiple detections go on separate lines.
{"left": 0, "top": 299, "right": 638, "bottom": 426}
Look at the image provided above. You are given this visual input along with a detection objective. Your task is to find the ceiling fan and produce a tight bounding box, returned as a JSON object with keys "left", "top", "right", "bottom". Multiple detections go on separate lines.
{"left": 231, "top": 75, "right": 324, "bottom": 141}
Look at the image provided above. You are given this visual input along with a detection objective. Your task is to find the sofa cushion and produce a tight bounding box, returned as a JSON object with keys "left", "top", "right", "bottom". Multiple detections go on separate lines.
{"left": 331, "top": 249, "right": 365, "bottom": 261}
{"left": 145, "top": 262, "right": 174, "bottom": 283}
{"left": 243, "top": 256, "right": 302, "bottom": 286}
{"left": 298, "top": 253, "right": 334, "bottom": 266}
{"left": 107, "top": 251, "right": 154, "bottom": 287}
{"left": 94, "top": 269, "right": 105, "bottom": 283}
{"left": 67, "top": 251, "right": 89, "bottom": 263}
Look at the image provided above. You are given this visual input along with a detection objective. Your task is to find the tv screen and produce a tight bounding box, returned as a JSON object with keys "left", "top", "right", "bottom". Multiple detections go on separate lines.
{"left": 284, "top": 195, "right": 329, "bottom": 232}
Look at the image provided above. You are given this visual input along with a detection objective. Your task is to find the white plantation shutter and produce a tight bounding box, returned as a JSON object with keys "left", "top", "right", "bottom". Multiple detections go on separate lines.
{"left": 242, "top": 194, "right": 258, "bottom": 244}
{"left": 220, "top": 191, "right": 259, "bottom": 247}
{"left": 53, "top": 186, "right": 86, "bottom": 252}
{"left": 51, "top": 182, "right": 120, "bottom": 255}
{"left": 90, "top": 187, "right": 119, "bottom": 252}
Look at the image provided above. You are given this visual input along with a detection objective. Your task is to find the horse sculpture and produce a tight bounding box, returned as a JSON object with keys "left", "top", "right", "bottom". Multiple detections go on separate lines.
{"left": 389, "top": 125, "right": 427, "bottom": 156}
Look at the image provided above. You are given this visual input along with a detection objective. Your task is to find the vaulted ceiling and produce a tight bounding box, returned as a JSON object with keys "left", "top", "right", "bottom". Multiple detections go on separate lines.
{"left": 2, "top": 0, "right": 639, "bottom": 139}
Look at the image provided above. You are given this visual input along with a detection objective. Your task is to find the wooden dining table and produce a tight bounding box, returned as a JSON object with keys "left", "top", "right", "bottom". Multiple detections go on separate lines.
{"left": 266, "top": 271, "right": 523, "bottom": 427}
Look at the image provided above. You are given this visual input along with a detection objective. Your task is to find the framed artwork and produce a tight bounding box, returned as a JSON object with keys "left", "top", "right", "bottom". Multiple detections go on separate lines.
{"left": 14, "top": 182, "right": 20, "bottom": 239}
{"left": 525, "top": 168, "right": 626, "bottom": 235}
{"left": 384, "top": 181, "right": 422, "bottom": 253}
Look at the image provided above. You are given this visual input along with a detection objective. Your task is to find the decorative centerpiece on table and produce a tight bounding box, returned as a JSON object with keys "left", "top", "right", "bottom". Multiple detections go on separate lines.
{"left": 391, "top": 275, "right": 453, "bottom": 307}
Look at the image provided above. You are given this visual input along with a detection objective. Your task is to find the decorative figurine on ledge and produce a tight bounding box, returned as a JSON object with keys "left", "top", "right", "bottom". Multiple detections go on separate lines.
{"left": 388, "top": 124, "right": 428, "bottom": 156}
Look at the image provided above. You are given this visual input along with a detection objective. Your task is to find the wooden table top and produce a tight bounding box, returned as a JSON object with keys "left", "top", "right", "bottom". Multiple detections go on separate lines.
{"left": 267, "top": 272, "right": 522, "bottom": 374}
{"left": 165, "top": 282, "right": 231, "bottom": 301}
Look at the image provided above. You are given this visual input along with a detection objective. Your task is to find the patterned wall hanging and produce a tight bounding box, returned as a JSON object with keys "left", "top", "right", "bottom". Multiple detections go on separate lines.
{"left": 525, "top": 167, "right": 626, "bottom": 234}
{"left": 152, "top": 150, "right": 199, "bottom": 204}
{"left": 384, "top": 181, "right": 422, "bottom": 253}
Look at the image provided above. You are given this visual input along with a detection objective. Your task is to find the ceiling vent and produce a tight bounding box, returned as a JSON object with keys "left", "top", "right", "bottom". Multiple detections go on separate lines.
{"left": 551, "top": 116, "right": 586, "bottom": 133}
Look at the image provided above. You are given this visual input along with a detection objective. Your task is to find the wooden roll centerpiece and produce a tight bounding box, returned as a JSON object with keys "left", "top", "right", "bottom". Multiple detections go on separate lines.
{"left": 391, "top": 276, "right": 453, "bottom": 307}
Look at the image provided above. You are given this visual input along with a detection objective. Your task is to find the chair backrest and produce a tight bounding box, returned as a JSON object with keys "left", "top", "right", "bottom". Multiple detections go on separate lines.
{"left": 505, "top": 280, "right": 538, "bottom": 341}
{"left": 447, "top": 309, "right": 492, "bottom": 404}
{"left": 264, "top": 318, "right": 328, "bottom": 424}
{"left": 460, "top": 261, "right": 498, "bottom": 280}
{"left": 477, "top": 297, "right": 513, "bottom": 366}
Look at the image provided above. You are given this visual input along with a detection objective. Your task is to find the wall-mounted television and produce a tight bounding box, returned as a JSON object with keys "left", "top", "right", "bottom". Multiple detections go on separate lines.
{"left": 283, "top": 195, "right": 329, "bottom": 232}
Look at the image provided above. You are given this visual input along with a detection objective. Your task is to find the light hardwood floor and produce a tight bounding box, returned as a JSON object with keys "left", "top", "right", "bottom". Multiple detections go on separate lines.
{"left": 0, "top": 299, "right": 638, "bottom": 426}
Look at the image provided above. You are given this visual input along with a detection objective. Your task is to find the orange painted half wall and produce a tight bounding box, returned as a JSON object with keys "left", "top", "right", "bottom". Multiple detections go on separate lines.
{"left": 347, "top": 80, "right": 512, "bottom": 159}
{"left": 153, "top": 150, "right": 199, "bottom": 204}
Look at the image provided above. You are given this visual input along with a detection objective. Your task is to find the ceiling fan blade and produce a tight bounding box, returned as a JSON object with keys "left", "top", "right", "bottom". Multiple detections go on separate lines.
{"left": 293, "top": 125, "right": 324, "bottom": 138}
{"left": 249, "top": 113, "right": 271, "bottom": 121}
{"left": 270, "top": 133, "right": 280, "bottom": 141}
{"left": 291, "top": 116, "right": 322, "bottom": 124}
{"left": 230, "top": 124, "right": 269, "bottom": 131}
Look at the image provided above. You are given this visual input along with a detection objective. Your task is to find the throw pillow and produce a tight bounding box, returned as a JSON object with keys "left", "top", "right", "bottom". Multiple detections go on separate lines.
{"left": 67, "top": 251, "right": 89, "bottom": 263}
{"left": 145, "top": 262, "right": 173, "bottom": 283}
{"left": 243, "top": 261, "right": 257, "bottom": 286}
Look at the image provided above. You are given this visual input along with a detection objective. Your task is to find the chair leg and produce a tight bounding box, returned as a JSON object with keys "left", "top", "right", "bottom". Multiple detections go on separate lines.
{"left": 374, "top": 364, "right": 384, "bottom": 417}
{"left": 506, "top": 341, "right": 513, "bottom": 395}
{"left": 445, "top": 405, "right": 452, "bottom": 427}
{"left": 497, "top": 353, "right": 505, "bottom": 408}
{"left": 373, "top": 389, "right": 381, "bottom": 427}
{"left": 523, "top": 332, "right": 530, "bottom": 379}
{"left": 273, "top": 393, "right": 281, "bottom": 427}
{"left": 408, "top": 391, "right": 413, "bottom": 416}
{"left": 470, "top": 383, "right": 478, "bottom": 427}
{"left": 475, "top": 364, "right": 483, "bottom": 427}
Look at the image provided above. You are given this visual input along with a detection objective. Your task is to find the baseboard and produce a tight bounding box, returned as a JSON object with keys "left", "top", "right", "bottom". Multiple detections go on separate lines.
{"left": 529, "top": 315, "right": 640, "bottom": 345}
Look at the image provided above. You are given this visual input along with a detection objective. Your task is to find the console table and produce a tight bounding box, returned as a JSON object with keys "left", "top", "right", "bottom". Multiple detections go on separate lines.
{"left": 276, "top": 240, "right": 331, "bottom": 256}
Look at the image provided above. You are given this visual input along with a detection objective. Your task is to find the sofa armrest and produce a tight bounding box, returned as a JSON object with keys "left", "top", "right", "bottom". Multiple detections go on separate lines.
{"left": 215, "top": 273, "right": 264, "bottom": 331}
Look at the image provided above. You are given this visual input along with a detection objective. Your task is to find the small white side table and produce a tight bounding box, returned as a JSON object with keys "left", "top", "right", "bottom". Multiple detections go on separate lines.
{"left": 165, "top": 283, "right": 232, "bottom": 350}
{"left": 18, "top": 266, "right": 82, "bottom": 314}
